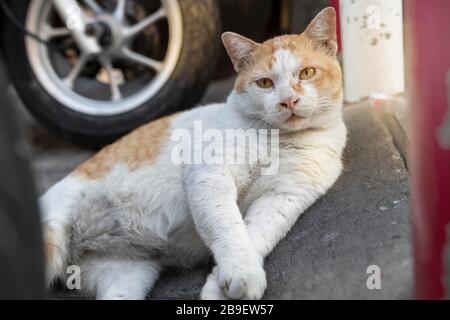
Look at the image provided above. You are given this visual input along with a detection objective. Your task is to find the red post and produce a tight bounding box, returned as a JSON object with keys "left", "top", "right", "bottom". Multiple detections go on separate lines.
{"left": 330, "top": 0, "right": 341, "bottom": 51}
{"left": 405, "top": 0, "right": 450, "bottom": 299}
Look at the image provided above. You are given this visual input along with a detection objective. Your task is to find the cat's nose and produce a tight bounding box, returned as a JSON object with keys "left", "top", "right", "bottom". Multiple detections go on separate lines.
{"left": 279, "top": 97, "right": 300, "bottom": 110}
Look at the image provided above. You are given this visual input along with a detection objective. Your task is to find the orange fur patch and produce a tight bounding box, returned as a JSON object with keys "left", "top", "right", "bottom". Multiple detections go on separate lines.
{"left": 43, "top": 225, "right": 58, "bottom": 266}
{"left": 290, "top": 79, "right": 305, "bottom": 94}
{"left": 75, "top": 114, "right": 176, "bottom": 180}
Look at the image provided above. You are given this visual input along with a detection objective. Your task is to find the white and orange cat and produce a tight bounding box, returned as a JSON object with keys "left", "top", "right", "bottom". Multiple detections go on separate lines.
{"left": 40, "top": 8, "right": 346, "bottom": 300}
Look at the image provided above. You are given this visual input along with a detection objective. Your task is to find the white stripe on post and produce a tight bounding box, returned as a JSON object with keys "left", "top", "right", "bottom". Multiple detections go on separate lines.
{"left": 339, "top": 0, "right": 405, "bottom": 103}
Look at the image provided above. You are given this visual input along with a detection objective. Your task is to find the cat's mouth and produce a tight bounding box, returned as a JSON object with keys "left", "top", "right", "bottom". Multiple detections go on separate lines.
{"left": 286, "top": 114, "right": 307, "bottom": 122}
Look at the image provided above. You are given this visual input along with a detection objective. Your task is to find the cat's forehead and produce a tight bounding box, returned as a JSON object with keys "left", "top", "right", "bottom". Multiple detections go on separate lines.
{"left": 250, "top": 34, "right": 318, "bottom": 73}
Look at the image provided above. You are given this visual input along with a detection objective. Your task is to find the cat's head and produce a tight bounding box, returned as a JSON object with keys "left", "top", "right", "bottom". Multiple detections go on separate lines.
{"left": 223, "top": 7, "right": 343, "bottom": 131}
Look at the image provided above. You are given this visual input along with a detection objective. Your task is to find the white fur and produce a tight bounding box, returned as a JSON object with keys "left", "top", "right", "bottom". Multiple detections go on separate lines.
{"left": 40, "top": 44, "right": 346, "bottom": 300}
{"left": 81, "top": 258, "right": 160, "bottom": 299}
{"left": 39, "top": 175, "right": 88, "bottom": 284}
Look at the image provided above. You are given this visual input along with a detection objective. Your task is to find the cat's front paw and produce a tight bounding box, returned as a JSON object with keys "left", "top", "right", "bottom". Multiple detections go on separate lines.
{"left": 201, "top": 267, "right": 228, "bottom": 300}
{"left": 217, "top": 260, "right": 267, "bottom": 300}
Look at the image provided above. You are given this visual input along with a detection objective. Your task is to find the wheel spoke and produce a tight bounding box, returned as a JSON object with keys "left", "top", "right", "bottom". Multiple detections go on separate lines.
{"left": 43, "top": 25, "right": 71, "bottom": 40}
{"left": 64, "top": 54, "right": 89, "bottom": 88}
{"left": 101, "top": 59, "right": 122, "bottom": 101}
{"left": 114, "top": 0, "right": 127, "bottom": 21}
{"left": 126, "top": 7, "right": 166, "bottom": 37}
{"left": 83, "top": 0, "right": 103, "bottom": 15}
{"left": 121, "top": 48, "right": 163, "bottom": 72}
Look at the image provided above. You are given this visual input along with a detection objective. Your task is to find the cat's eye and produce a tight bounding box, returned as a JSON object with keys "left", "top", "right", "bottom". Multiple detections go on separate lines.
{"left": 256, "top": 78, "right": 274, "bottom": 89}
{"left": 299, "top": 67, "right": 316, "bottom": 80}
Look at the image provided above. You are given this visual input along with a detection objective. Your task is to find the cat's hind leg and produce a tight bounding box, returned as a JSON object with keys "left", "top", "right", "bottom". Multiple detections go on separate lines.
{"left": 81, "top": 258, "right": 161, "bottom": 300}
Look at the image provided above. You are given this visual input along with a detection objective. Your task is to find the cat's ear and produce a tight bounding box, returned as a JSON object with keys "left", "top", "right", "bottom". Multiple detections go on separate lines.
{"left": 304, "top": 7, "right": 338, "bottom": 56}
{"left": 222, "top": 32, "right": 260, "bottom": 72}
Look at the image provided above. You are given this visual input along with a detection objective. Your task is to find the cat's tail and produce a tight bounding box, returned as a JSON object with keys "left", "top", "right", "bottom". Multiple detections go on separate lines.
{"left": 39, "top": 175, "right": 82, "bottom": 286}
{"left": 42, "top": 222, "right": 69, "bottom": 286}
{"left": 43, "top": 223, "right": 67, "bottom": 286}
{"left": 40, "top": 188, "right": 122, "bottom": 286}
{"left": 38, "top": 176, "right": 122, "bottom": 286}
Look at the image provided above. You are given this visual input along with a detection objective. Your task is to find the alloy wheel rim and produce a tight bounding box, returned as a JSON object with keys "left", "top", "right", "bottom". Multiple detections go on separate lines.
{"left": 25, "top": 0, "right": 183, "bottom": 116}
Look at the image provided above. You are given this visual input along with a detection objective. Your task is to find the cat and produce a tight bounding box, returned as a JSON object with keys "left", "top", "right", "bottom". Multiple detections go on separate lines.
{"left": 40, "top": 7, "right": 346, "bottom": 300}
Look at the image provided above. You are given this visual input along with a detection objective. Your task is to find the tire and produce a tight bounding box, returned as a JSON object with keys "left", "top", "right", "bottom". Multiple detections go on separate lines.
{"left": 0, "top": 53, "right": 45, "bottom": 299}
{"left": 1, "top": 0, "right": 221, "bottom": 148}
